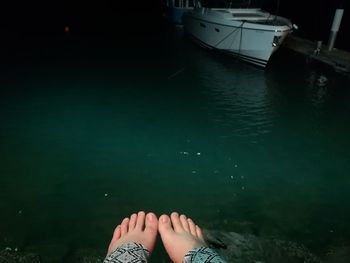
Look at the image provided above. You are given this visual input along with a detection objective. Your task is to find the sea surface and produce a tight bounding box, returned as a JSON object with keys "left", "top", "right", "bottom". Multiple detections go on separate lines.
{"left": 1, "top": 27, "right": 350, "bottom": 262}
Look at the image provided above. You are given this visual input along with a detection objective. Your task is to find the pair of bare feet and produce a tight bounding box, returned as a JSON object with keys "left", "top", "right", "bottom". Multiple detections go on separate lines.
{"left": 107, "top": 211, "right": 207, "bottom": 263}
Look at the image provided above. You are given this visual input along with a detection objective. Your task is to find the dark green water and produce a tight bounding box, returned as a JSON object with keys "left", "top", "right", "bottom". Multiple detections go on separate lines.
{"left": 1, "top": 30, "right": 350, "bottom": 262}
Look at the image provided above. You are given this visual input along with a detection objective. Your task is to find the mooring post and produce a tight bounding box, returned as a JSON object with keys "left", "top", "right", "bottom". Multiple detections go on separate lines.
{"left": 327, "top": 8, "right": 344, "bottom": 51}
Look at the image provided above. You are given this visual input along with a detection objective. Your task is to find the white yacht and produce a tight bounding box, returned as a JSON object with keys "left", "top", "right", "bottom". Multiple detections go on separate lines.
{"left": 183, "top": 7, "right": 294, "bottom": 67}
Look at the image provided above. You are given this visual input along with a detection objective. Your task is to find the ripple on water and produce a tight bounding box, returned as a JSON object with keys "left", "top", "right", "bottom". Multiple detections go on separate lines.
{"left": 199, "top": 61, "right": 276, "bottom": 137}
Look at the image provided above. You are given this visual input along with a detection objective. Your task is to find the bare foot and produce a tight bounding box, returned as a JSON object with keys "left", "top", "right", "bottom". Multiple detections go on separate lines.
{"left": 107, "top": 211, "right": 158, "bottom": 256}
{"left": 158, "top": 212, "right": 206, "bottom": 263}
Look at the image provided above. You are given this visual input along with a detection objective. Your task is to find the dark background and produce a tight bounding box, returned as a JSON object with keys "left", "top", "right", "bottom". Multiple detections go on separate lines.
{"left": 0, "top": 0, "right": 349, "bottom": 51}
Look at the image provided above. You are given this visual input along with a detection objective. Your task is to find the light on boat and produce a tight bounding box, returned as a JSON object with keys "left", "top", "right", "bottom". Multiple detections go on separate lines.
{"left": 272, "top": 36, "right": 281, "bottom": 47}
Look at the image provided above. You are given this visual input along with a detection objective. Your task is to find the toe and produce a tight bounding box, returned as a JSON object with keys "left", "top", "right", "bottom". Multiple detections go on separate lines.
{"left": 135, "top": 211, "right": 146, "bottom": 230}
{"left": 121, "top": 217, "right": 129, "bottom": 236}
{"left": 145, "top": 213, "right": 158, "bottom": 232}
{"left": 170, "top": 212, "right": 183, "bottom": 233}
{"left": 196, "top": 225, "right": 203, "bottom": 240}
{"left": 187, "top": 218, "right": 197, "bottom": 236}
{"left": 129, "top": 213, "right": 137, "bottom": 231}
{"left": 180, "top": 214, "right": 190, "bottom": 232}
{"left": 112, "top": 225, "right": 121, "bottom": 240}
{"left": 158, "top": 214, "right": 173, "bottom": 234}
{"left": 108, "top": 225, "right": 121, "bottom": 254}
{"left": 144, "top": 212, "right": 158, "bottom": 239}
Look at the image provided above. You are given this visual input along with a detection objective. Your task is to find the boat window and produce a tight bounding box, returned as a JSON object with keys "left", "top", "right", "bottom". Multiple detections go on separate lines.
{"left": 215, "top": 28, "right": 220, "bottom": 32}
{"left": 200, "top": 23, "right": 206, "bottom": 28}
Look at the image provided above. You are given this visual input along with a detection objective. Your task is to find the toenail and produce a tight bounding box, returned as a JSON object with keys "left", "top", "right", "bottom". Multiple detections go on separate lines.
{"left": 161, "top": 216, "right": 168, "bottom": 223}
{"left": 147, "top": 213, "right": 154, "bottom": 221}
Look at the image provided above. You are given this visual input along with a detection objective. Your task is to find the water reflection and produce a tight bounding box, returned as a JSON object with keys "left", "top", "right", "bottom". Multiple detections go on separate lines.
{"left": 195, "top": 55, "right": 275, "bottom": 137}
{"left": 306, "top": 71, "right": 329, "bottom": 107}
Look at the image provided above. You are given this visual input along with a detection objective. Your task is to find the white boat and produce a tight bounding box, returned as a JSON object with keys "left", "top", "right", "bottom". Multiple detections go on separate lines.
{"left": 163, "top": 0, "right": 196, "bottom": 25}
{"left": 183, "top": 7, "right": 294, "bottom": 67}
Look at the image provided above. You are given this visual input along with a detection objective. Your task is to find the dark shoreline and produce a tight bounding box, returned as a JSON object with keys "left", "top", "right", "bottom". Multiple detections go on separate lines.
{"left": 2, "top": 230, "right": 349, "bottom": 263}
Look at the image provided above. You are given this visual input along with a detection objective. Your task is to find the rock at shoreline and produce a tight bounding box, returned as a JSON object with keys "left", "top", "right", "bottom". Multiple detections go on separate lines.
{"left": 203, "top": 230, "right": 321, "bottom": 263}
{"left": 69, "top": 248, "right": 105, "bottom": 263}
{"left": 0, "top": 249, "right": 41, "bottom": 263}
{"left": 2, "top": 232, "right": 348, "bottom": 263}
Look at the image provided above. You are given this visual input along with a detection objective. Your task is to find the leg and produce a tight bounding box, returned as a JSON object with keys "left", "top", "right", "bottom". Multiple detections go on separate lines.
{"left": 158, "top": 212, "right": 227, "bottom": 263}
{"left": 104, "top": 211, "right": 158, "bottom": 263}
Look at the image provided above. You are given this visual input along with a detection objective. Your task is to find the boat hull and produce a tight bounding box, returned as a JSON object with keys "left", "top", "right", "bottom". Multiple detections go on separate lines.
{"left": 183, "top": 9, "right": 292, "bottom": 67}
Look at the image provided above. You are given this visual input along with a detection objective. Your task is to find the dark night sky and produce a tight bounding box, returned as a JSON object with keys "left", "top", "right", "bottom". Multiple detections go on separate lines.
{"left": 1, "top": 0, "right": 349, "bottom": 50}
{"left": 1, "top": 1, "right": 163, "bottom": 33}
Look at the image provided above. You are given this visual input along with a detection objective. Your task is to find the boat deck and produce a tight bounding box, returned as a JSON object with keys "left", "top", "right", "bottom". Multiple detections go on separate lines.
{"left": 214, "top": 8, "right": 286, "bottom": 25}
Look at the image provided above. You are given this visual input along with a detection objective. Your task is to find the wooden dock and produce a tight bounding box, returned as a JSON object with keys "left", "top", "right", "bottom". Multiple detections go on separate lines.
{"left": 282, "top": 35, "right": 350, "bottom": 75}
